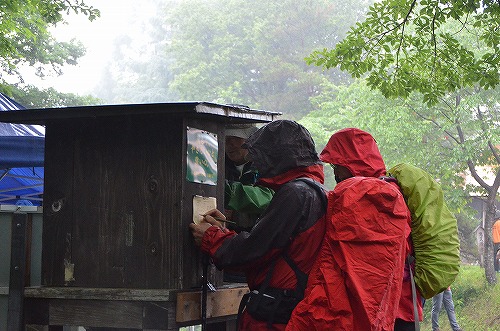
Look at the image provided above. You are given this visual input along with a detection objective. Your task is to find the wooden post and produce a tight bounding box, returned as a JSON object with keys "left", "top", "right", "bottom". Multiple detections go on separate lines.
{"left": 7, "top": 213, "right": 28, "bottom": 331}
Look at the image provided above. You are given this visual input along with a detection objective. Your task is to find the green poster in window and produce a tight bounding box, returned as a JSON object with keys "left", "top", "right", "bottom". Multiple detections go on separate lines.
{"left": 186, "top": 127, "right": 218, "bottom": 185}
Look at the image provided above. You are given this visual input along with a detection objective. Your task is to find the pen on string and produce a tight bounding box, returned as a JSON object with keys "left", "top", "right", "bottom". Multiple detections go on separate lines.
{"left": 199, "top": 214, "right": 237, "bottom": 225}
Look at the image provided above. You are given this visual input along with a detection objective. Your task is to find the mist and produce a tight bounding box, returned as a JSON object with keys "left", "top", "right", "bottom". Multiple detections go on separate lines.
{"left": 29, "top": 0, "right": 371, "bottom": 119}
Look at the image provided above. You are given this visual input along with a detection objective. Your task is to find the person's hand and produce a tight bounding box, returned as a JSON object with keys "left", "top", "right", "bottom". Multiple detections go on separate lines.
{"left": 189, "top": 208, "right": 226, "bottom": 246}
{"left": 203, "top": 208, "right": 226, "bottom": 227}
{"left": 189, "top": 222, "right": 213, "bottom": 246}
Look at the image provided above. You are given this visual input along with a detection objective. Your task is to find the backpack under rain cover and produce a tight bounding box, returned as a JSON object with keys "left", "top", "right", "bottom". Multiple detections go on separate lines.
{"left": 388, "top": 163, "right": 460, "bottom": 299}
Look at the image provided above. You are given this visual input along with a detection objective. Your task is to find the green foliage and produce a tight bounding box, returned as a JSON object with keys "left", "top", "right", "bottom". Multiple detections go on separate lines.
{"left": 164, "top": 0, "right": 372, "bottom": 119}
{"left": 421, "top": 265, "right": 500, "bottom": 331}
{"left": 455, "top": 213, "right": 481, "bottom": 264}
{"left": 306, "top": 0, "right": 500, "bottom": 105}
{"left": 0, "top": 0, "right": 100, "bottom": 84}
{"left": 452, "top": 265, "right": 490, "bottom": 306}
{"left": 301, "top": 79, "right": 441, "bottom": 167}
{"left": 301, "top": 79, "right": 499, "bottom": 214}
{"left": 1, "top": 84, "right": 101, "bottom": 108}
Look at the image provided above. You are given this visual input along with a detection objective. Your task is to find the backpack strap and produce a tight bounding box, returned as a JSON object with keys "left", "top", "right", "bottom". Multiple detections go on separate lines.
{"left": 407, "top": 255, "right": 421, "bottom": 331}
{"left": 292, "top": 177, "right": 328, "bottom": 210}
{"left": 286, "top": 177, "right": 326, "bottom": 295}
{"left": 282, "top": 251, "right": 308, "bottom": 298}
{"left": 379, "top": 175, "right": 398, "bottom": 184}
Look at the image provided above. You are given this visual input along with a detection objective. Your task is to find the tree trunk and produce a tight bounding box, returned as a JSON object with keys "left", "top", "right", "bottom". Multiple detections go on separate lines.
{"left": 484, "top": 198, "right": 498, "bottom": 285}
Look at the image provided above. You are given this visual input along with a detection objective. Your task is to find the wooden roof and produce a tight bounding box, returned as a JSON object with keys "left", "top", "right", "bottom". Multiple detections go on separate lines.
{"left": 0, "top": 102, "right": 281, "bottom": 125}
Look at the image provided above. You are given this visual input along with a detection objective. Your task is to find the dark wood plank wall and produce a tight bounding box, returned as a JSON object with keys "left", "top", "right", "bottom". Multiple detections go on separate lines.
{"left": 42, "top": 120, "right": 76, "bottom": 286}
{"left": 42, "top": 111, "right": 225, "bottom": 290}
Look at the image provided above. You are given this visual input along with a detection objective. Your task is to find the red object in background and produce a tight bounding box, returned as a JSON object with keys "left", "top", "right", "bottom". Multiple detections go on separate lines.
{"left": 493, "top": 219, "right": 500, "bottom": 244}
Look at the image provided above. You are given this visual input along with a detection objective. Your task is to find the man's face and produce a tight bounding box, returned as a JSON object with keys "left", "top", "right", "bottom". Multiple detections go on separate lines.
{"left": 226, "top": 136, "right": 248, "bottom": 165}
{"left": 333, "top": 164, "right": 354, "bottom": 184}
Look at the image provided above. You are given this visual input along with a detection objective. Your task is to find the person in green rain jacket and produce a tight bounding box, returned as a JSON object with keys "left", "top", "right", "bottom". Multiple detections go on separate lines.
{"left": 224, "top": 123, "right": 274, "bottom": 232}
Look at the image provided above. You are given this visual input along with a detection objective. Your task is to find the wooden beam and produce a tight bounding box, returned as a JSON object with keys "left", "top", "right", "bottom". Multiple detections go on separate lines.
{"left": 176, "top": 286, "right": 249, "bottom": 323}
{"left": 49, "top": 299, "right": 143, "bottom": 329}
{"left": 25, "top": 298, "right": 177, "bottom": 330}
{"left": 24, "top": 286, "right": 174, "bottom": 301}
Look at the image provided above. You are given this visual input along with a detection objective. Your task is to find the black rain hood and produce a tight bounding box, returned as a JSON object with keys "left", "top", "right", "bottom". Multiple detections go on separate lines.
{"left": 243, "top": 120, "right": 321, "bottom": 178}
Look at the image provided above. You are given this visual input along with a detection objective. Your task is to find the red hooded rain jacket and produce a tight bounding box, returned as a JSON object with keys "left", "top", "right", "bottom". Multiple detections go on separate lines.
{"left": 287, "top": 128, "right": 418, "bottom": 331}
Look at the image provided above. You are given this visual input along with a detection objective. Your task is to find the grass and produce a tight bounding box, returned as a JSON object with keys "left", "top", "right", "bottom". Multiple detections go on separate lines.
{"left": 421, "top": 265, "right": 500, "bottom": 331}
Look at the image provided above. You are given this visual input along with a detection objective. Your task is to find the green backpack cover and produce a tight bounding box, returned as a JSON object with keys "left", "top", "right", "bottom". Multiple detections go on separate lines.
{"left": 388, "top": 163, "right": 460, "bottom": 299}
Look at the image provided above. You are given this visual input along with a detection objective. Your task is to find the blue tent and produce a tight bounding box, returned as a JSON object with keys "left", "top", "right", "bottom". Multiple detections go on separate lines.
{"left": 0, "top": 93, "right": 44, "bottom": 205}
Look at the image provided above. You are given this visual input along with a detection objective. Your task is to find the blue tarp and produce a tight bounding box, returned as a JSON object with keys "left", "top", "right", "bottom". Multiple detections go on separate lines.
{"left": 0, "top": 93, "right": 44, "bottom": 205}
{"left": 0, "top": 136, "right": 44, "bottom": 168}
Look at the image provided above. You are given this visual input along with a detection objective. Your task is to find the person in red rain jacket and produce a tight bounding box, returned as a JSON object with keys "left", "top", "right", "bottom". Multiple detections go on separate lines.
{"left": 190, "top": 120, "right": 327, "bottom": 331}
{"left": 287, "top": 128, "right": 422, "bottom": 331}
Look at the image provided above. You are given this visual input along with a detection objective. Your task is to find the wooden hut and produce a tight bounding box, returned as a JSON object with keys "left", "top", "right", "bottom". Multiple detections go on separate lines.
{"left": 0, "top": 102, "right": 280, "bottom": 330}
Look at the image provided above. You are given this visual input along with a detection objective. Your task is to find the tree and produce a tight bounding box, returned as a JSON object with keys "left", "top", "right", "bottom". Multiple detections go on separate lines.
{"left": 0, "top": 0, "right": 100, "bottom": 88}
{"left": 8, "top": 84, "right": 101, "bottom": 108}
{"left": 300, "top": 80, "right": 447, "bottom": 185}
{"left": 164, "top": 0, "right": 373, "bottom": 119}
{"left": 306, "top": 0, "right": 499, "bottom": 105}
{"left": 302, "top": 79, "right": 500, "bottom": 284}
{"left": 305, "top": 0, "right": 500, "bottom": 284}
